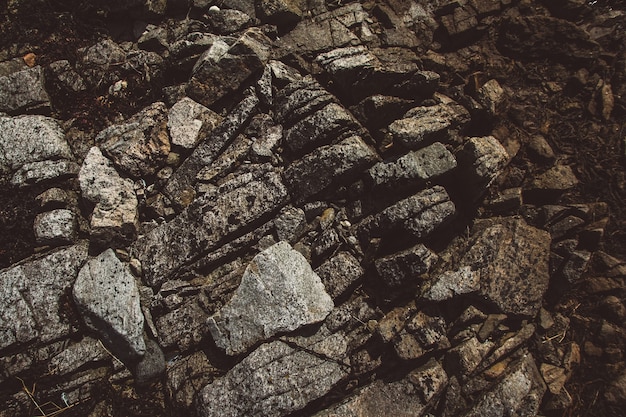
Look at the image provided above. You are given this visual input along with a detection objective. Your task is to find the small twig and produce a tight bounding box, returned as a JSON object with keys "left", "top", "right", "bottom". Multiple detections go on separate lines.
{"left": 98, "top": 339, "right": 124, "bottom": 367}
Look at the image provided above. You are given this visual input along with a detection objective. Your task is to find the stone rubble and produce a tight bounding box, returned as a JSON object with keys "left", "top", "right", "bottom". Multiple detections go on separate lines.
{"left": 0, "top": 1, "right": 624, "bottom": 416}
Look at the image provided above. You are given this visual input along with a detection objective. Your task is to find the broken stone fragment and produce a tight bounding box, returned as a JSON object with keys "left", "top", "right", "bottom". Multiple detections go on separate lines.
{"left": 257, "top": 0, "right": 302, "bottom": 26}
{"left": 167, "top": 351, "right": 219, "bottom": 410}
{"left": 10, "top": 159, "right": 79, "bottom": 187}
{"left": 375, "top": 244, "right": 438, "bottom": 288}
{"left": 456, "top": 136, "right": 509, "bottom": 194}
{"left": 274, "top": 75, "right": 336, "bottom": 125}
{"left": 78, "top": 146, "right": 139, "bottom": 247}
{"left": 0, "top": 66, "right": 51, "bottom": 113}
{"left": 315, "top": 251, "right": 364, "bottom": 299}
{"left": 77, "top": 39, "right": 127, "bottom": 88}
{"left": 72, "top": 249, "right": 146, "bottom": 362}
{"left": 167, "top": 97, "right": 223, "bottom": 149}
{"left": 476, "top": 79, "right": 508, "bottom": 117}
{"left": 446, "top": 336, "right": 494, "bottom": 377}
{"left": 197, "top": 340, "right": 348, "bottom": 417}
{"left": 205, "top": 8, "right": 252, "bottom": 34}
{"left": 98, "top": 102, "right": 171, "bottom": 178}
{"left": 208, "top": 241, "right": 334, "bottom": 356}
{"left": 423, "top": 265, "right": 481, "bottom": 301}
{"left": 528, "top": 164, "right": 579, "bottom": 193}
{"left": 33, "top": 209, "right": 78, "bottom": 245}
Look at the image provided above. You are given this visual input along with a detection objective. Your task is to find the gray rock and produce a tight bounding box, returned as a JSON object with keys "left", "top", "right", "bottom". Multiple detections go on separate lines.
{"left": 195, "top": 134, "right": 252, "bottom": 183}
{"left": 0, "top": 115, "right": 71, "bottom": 175}
{"left": 98, "top": 102, "right": 171, "bottom": 178}
{"left": 47, "top": 336, "right": 108, "bottom": 376}
{"left": 423, "top": 266, "right": 480, "bottom": 301}
{"left": 79, "top": 147, "right": 139, "bottom": 246}
{"left": 315, "top": 358, "right": 447, "bottom": 417}
{"left": 35, "top": 187, "right": 71, "bottom": 210}
{"left": 156, "top": 300, "right": 208, "bottom": 351}
{"left": 477, "top": 79, "right": 507, "bottom": 117}
{"left": 47, "top": 60, "right": 87, "bottom": 92}
{"left": 167, "top": 97, "right": 222, "bottom": 149}
{"left": 208, "top": 241, "right": 334, "bottom": 356}
{"left": 394, "top": 310, "right": 450, "bottom": 360}
{"left": 10, "top": 159, "right": 79, "bottom": 187}
{"left": 258, "top": 0, "right": 302, "bottom": 26}
{"left": 134, "top": 169, "right": 289, "bottom": 288}
{"left": 206, "top": 8, "right": 252, "bottom": 34}
{"left": 33, "top": 209, "right": 78, "bottom": 245}
{"left": 315, "top": 252, "right": 364, "bottom": 299}
{"left": 457, "top": 136, "right": 509, "bottom": 193}
{"left": 446, "top": 336, "right": 494, "bottom": 377}
{"left": 134, "top": 338, "right": 165, "bottom": 384}
{"left": 367, "top": 142, "right": 457, "bottom": 188}
{"left": 283, "top": 136, "right": 378, "bottom": 202}
{"left": 197, "top": 340, "right": 348, "bottom": 417}
{"left": 388, "top": 103, "right": 469, "bottom": 150}
{"left": 166, "top": 351, "right": 219, "bottom": 410}
{"left": 163, "top": 91, "right": 259, "bottom": 208}
{"left": 0, "top": 66, "right": 50, "bottom": 113}
{"left": 274, "top": 206, "right": 307, "bottom": 243}
{"left": 359, "top": 185, "right": 456, "bottom": 241}
{"left": 77, "top": 39, "right": 127, "bottom": 88}
{"left": 187, "top": 29, "right": 271, "bottom": 107}
{"left": 0, "top": 243, "right": 89, "bottom": 352}
{"left": 375, "top": 244, "right": 438, "bottom": 288}
{"left": 463, "top": 353, "right": 546, "bottom": 417}
{"left": 72, "top": 249, "right": 146, "bottom": 362}
{"left": 274, "top": 76, "right": 335, "bottom": 125}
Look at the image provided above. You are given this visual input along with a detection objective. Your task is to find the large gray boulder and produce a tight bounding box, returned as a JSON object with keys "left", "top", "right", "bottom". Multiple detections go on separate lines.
{"left": 197, "top": 340, "right": 348, "bottom": 417}
{"left": 79, "top": 147, "right": 138, "bottom": 246}
{"left": 72, "top": 249, "right": 146, "bottom": 362}
{"left": 208, "top": 241, "right": 334, "bottom": 356}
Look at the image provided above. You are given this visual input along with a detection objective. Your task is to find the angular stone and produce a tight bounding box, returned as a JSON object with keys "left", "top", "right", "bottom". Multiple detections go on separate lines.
{"left": 33, "top": 209, "right": 77, "bottom": 245}
{"left": 187, "top": 29, "right": 271, "bottom": 107}
{"left": 47, "top": 60, "right": 87, "bottom": 92}
{"left": 73, "top": 249, "right": 145, "bottom": 362}
{"left": 0, "top": 115, "right": 71, "bottom": 175}
{"left": 77, "top": 39, "right": 127, "bottom": 88}
{"left": 315, "top": 252, "right": 364, "bottom": 300}
{"left": 208, "top": 241, "right": 334, "bottom": 355}
{"left": 424, "top": 266, "right": 480, "bottom": 302}
{"left": 10, "top": 159, "right": 79, "bottom": 187}
{"left": 0, "top": 66, "right": 50, "bottom": 113}
{"left": 477, "top": 79, "right": 507, "bottom": 117}
{"left": 134, "top": 338, "right": 165, "bottom": 384}
{"left": 134, "top": 169, "right": 289, "bottom": 288}
{"left": 457, "top": 136, "right": 509, "bottom": 193}
{"left": 446, "top": 336, "right": 494, "bottom": 377}
{"left": 98, "top": 102, "right": 171, "bottom": 178}
{"left": 463, "top": 353, "right": 546, "bottom": 417}
{"left": 258, "top": 0, "right": 302, "bottom": 26}
{"left": 315, "top": 359, "right": 447, "bottom": 417}
{"left": 529, "top": 164, "right": 579, "bottom": 192}
{"left": 47, "top": 336, "right": 108, "bottom": 376}
{"left": 274, "top": 76, "right": 335, "bottom": 125}
{"left": 394, "top": 311, "right": 450, "bottom": 360}
{"left": 0, "top": 243, "right": 89, "bottom": 352}
{"left": 283, "top": 136, "right": 378, "bottom": 202}
{"left": 498, "top": 16, "right": 601, "bottom": 63}
{"left": 441, "top": 6, "right": 478, "bottom": 37}
{"left": 167, "top": 97, "right": 222, "bottom": 149}
{"left": 205, "top": 8, "right": 252, "bottom": 34}
{"left": 79, "top": 147, "right": 139, "bottom": 246}
{"left": 274, "top": 206, "right": 306, "bottom": 243}
{"left": 167, "top": 351, "right": 219, "bottom": 410}
{"left": 375, "top": 244, "right": 438, "bottom": 288}
{"left": 367, "top": 142, "right": 457, "bottom": 188}
{"left": 197, "top": 340, "right": 348, "bottom": 417}
{"left": 156, "top": 300, "right": 208, "bottom": 351}
{"left": 359, "top": 186, "right": 456, "bottom": 240}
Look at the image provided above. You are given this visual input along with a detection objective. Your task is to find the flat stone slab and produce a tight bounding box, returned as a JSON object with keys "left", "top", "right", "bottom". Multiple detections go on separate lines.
{"left": 0, "top": 66, "right": 51, "bottom": 113}
{"left": 197, "top": 340, "right": 348, "bottom": 417}
{"left": 208, "top": 241, "right": 334, "bottom": 355}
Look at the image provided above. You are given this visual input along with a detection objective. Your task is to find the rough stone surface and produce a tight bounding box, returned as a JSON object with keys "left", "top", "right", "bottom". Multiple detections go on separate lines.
{"left": 10, "top": 159, "right": 79, "bottom": 187}
{"left": 98, "top": 102, "right": 171, "bottom": 178}
{"left": 72, "top": 249, "right": 146, "bottom": 362}
{"left": 167, "top": 97, "right": 222, "bottom": 149}
{"left": 0, "top": 243, "right": 88, "bottom": 352}
{"left": 208, "top": 241, "right": 334, "bottom": 355}
{"left": 79, "top": 146, "right": 139, "bottom": 246}
{"left": 315, "top": 252, "right": 364, "bottom": 299}
{"left": 0, "top": 66, "right": 50, "bottom": 113}
{"left": 424, "top": 266, "right": 481, "bottom": 301}
{"left": 457, "top": 136, "right": 509, "bottom": 193}
{"left": 33, "top": 209, "right": 77, "bottom": 245}
{"left": 375, "top": 244, "right": 438, "bottom": 288}
{"left": 197, "top": 340, "right": 348, "bottom": 417}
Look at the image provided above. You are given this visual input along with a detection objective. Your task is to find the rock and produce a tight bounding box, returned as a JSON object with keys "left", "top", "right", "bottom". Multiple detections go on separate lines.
{"left": 134, "top": 169, "right": 289, "bottom": 288}
{"left": 367, "top": 142, "right": 457, "bottom": 188}
{"left": 315, "top": 252, "right": 364, "bottom": 300}
{"left": 134, "top": 338, "right": 165, "bottom": 384}
{"left": 98, "top": 102, "right": 171, "bottom": 178}
{"left": 72, "top": 249, "right": 146, "bottom": 362}
{"left": 350, "top": 95, "right": 416, "bottom": 131}
{"left": 0, "top": 243, "right": 89, "bottom": 351}
{"left": 155, "top": 300, "right": 208, "bottom": 351}
{"left": 77, "top": 39, "right": 127, "bottom": 88}
{"left": 387, "top": 102, "right": 470, "bottom": 150}
{"left": 283, "top": 136, "right": 378, "bottom": 202}
{"left": 0, "top": 66, "right": 50, "bottom": 113}
{"left": 274, "top": 206, "right": 307, "bottom": 243}
{"left": 167, "top": 97, "right": 223, "bottom": 149}
{"left": 441, "top": 5, "right": 479, "bottom": 37}
{"left": 605, "top": 370, "right": 626, "bottom": 406}
{"left": 0, "top": 115, "right": 72, "bottom": 176}
{"left": 33, "top": 209, "right": 77, "bottom": 245}
{"left": 423, "top": 266, "right": 481, "bottom": 301}
{"left": 456, "top": 136, "right": 509, "bottom": 194}
{"left": 463, "top": 353, "right": 546, "bottom": 417}
{"left": 187, "top": 28, "right": 271, "bottom": 107}
{"left": 359, "top": 185, "right": 456, "bottom": 241}
{"left": 375, "top": 244, "right": 438, "bottom": 288}
{"left": 258, "top": 0, "right": 303, "bottom": 26}
{"left": 195, "top": 134, "right": 252, "bottom": 183}
{"left": 197, "top": 340, "right": 348, "bottom": 417}
{"left": 476, "top": 79, "right": 507, "bottom": 117}
{"left": 394, "top": 310, "right": 450, "bottom": 360}
{"left": 78, "top": 147, "right": 139, "bottom": 247}
{"left": 36, "top": 187, "right": 71, "bottom": 210}
{"left": 166, "top": 351, "right": 219, "bottom": 410}
{"left": 446, "top": 336, "right": 494, "bottom": 377}
{"left": 314, "top": 359, "right": 447, "bottom": 416}
{"left": 47, "top": 337, "right": 108, "bottom": 376}
{"left": 528, "top": 164, "right": 579, "bottom": 193}
{"left": 208, "top": 241, "right": 334, "bottom": 355}
{"left": 10, "top": 159, "right": 79, "bottom": 187}
{"left": 47, "top": 60, "right": 87, "bottom": 92}
{"left": 540, "top": 363, "right": 567, "bottom": 395}
{"left": 274, "top": 76, "right": 335, "bottom": 125}
{"left": 498, "top": 16, "right": 601, "bottom": 63}
{"left": 206, "top": 8, "right": 252, "bottom": 34}
{"left": 478, "top": 324, "right": 537, "bottom": 373}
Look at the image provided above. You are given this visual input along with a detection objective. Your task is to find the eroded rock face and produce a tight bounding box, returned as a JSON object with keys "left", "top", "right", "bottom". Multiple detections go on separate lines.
{"left": 0, "top": 66, "right": 50, "bottom": 113}
{"left": 208, "top": 241, "right": 334, "bottom": 355}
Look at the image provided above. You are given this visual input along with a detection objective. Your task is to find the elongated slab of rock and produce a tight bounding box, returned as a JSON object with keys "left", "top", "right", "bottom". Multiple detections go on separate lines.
{"left": 208, "top": 241, "right": 334, "bottom": 355}
{"left": 367, "top": 142, "right": 457, "bottom": 188}
{"left": 314, "top": 358, "right": 447, "bottom": 417}
{"left": 197, "top": 340, "right": 348, "bottom": 417}
{"left": 457, "top": 136, "right": 509, "bottom": 194}
{"left": 283, "top": 136, "right": 378, "bottom": 202}
{"left": 33, "top": 209, "right": 77, "bottom": 245}
{"left": 359, "top": 185, "right": 455, "bottom": 240}
{"left": 98, "top": 102, "right": 171, "bottom": 178}
{"left": 79, "top": 147, "right": 139, "bottom": 246}
{"left": 375, "top": 244, "right": 438, "bottom": 288}
{"left": 133, "top": 170, "right": 289, "bottom": 288}
{"left": 274, "top": 76, "right": 335, "bottom": 125}
{"left": 0, "top": 66, "right": 51, "bottom": 113}
{"left": 10, "top": 159, "right": 79, "bottom": 187}
{"left": 0, "top": 243, "right": 88, "bottom": 352}
{"left": 167, "top": 97, "right": 222, "bottom": 149}
{"left": 73, "top": 249, "right": 145, "bottom": 362}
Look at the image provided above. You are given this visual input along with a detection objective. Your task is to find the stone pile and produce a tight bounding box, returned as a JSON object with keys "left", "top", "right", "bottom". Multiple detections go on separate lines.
{"left": 1, "top": 0, "right": 625, "bottom": 416}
